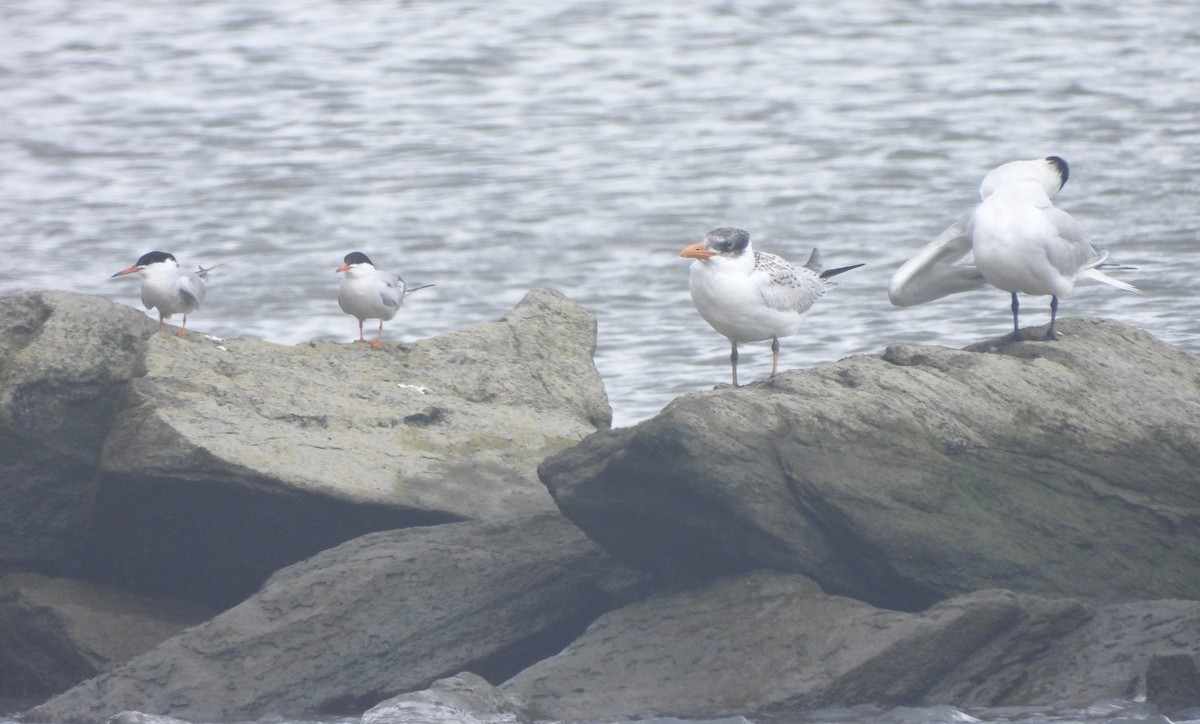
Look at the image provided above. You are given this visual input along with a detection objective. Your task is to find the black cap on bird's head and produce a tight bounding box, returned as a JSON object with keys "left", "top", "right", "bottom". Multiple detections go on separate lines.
{"left": 704, "top": 227, "right": 751, "bottom": 255}
{"left": 112, "top": 250, "right": 177, "bottom": 278}
{"left": 343, "top": 251, "right": 374, "bottom": 266}
{"left": 1045, "top": 156, "right": 1069, "bottom": 190}
{"left": 134, "top": 251, "right": 177, "bottom": 267}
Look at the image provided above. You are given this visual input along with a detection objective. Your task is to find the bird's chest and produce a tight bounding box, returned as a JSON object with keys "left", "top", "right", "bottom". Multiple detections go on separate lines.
{"left": 141, "top": 277, "right": 187, "bottom": 313}
{"left": 689, "top": 263, "right": 795, "bottom": 341}
{"left": 339, "top": 278, "right": 395, "bottom": 319}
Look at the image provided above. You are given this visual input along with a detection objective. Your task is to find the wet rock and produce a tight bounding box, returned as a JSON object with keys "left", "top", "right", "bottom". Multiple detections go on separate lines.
{"left": 541, "top": 318, "right": 1200, "bottom": 610}
{"left": 0, "top": 573, "right": 212, "bottom": 698}
{"left": 26, "top": 514, "right": 648, "bottom": 724}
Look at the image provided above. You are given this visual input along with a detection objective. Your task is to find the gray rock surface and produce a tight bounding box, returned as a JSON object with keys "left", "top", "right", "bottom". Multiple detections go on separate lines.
{"left": 1145, "top": 653, "right": 1200, "bottom": 712}
{"left": 0, "top": 292, "right": 155, "bottom": 572}
{"left": 502, "top": 570, "right": 1200, "bottom": 721}
{"left": 0, "top": 573, "right": 212, "bottom": 698}
{"left": 26, "top": 514, "right": 648, "bottom": 724}
{"left": 0, "top": 288, "right": 610, "bottom": 607}
{"left": 541, "top": 318, "right": 1200, "bottom": 610}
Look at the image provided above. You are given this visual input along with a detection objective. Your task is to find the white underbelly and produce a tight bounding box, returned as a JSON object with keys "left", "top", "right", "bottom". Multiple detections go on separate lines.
{"left": 689, "top": 267, "right": 806, "bottom": 342}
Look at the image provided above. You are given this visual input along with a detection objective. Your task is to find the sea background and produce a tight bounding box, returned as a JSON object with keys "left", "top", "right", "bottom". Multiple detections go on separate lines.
{"left": 1, "top": 0, "right": 1198, "bottom": 722}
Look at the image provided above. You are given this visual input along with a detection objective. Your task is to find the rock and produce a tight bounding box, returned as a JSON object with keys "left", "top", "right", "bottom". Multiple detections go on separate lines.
{"left": 362, "top": 672, "right": 531, "bottom": 724}
{"left": 501, "top": 570, "right": 1200, "bottom": 721}
{"left": 0, "top": 288, "right": 610, "bottom": 608}
{"left": 501, "top": 572, "right": 1077, "bottom": 720}
{"left": 1145, "top": 653, "right": 1200, "bottom": 712}
{"left": 540, "top": 318, "right": 1200, "bottom": 610}
{"left": 0, "top": 573, "right": 212, "bottom": 698}
{"left": 0, "top": 292, "right": 156, "bottom": 572}
{"left": 25, "top": 513, "right": 649, "bottom": 724}
{"left": 915, "top": 598, "right": 1200, "bottom": 710}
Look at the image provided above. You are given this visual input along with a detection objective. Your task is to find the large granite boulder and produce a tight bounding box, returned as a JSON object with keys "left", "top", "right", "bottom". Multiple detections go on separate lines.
{"left": 0, "top": 288, "right": 609, "bottom": 607}
{"left": 26, "top": 513, "right": 648, "bottom": 724}
{"left": 500, "top": 570, "right": 1200, "bottom": 721}
{"left": 541, "top": 318, "right": 1200, "bottom": 610}
{"left": 0, "top": 573, "right": 212, "bottom": 698}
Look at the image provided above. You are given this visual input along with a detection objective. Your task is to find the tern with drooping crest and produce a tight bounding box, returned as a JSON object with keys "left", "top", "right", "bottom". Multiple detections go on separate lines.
{"left": 111, "top": 251, "right": 224, "bottom": 338}
{"left": 680, "top": 227, "right": 863, "bottom": 386}
{"left": 336, "top": 251, "right": 433, "bottom": 350}
{"left": 888, "top": 156, "right": 1138, "bottom": 339}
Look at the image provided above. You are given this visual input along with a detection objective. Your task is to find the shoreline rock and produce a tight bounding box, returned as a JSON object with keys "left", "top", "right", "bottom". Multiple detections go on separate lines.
{"left": 541, "top": 318, "right": 1200, "bottom": 610}
{"left": 26, "top": 514, "right": 650, "bottom": 723}
{"left": 1, "top": 288, "right": 611, "bottom": 609}
{"left": 3, "top": 299, "right": 1197, "bottom": 723}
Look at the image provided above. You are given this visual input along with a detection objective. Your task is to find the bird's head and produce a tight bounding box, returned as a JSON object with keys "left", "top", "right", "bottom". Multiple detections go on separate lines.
{"left": 979, "top": 157, "right": 1070, "bottom": 201}
{"left": 337, "top": 251, "right": 376, "bottom": 275}
{"left": 679, "top": 227, "right": 751, "bottom": 261}
{"left": 111, "top": 251, "right": 177, "bottom": 278}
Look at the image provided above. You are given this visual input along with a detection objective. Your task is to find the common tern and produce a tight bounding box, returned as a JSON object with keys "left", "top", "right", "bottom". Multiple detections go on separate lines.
{"left": 111, "top": 251, "right": 224, "bottom": 338}
{"left": 336, "top": 251, "right": 433, "bottom": 350}
{"left": 888, "top": 156, "right": 1138, "bottom": 339}
{"left": 680, "top": 227, "right": 863, "bottom": 386}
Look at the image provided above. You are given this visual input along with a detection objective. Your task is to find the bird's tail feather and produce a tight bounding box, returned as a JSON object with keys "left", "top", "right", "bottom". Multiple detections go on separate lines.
{"left": 196, "top": 261, "right": 230, "bottom": 280}
{"left": 404, "top": 283, "right": 435, "bottom": 297}
{"left": 820, "top": 263, "right": 865, "bottom": 280}
{"left": 1080, "top": 267, "right": 1139, "bottom": 293}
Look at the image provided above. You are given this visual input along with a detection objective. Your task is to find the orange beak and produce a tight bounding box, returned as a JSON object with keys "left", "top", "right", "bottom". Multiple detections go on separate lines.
{"left": 679, "top": 243, "right": 716, "bottom": 260}
{"left": 111, "top": 266, "right": 142, "bottom": 278}
{"left": 336, "top": 264, "right": 351, "bottom": 273}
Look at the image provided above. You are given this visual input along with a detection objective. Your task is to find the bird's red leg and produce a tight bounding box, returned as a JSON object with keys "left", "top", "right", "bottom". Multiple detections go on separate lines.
{"left": 176, "top": 316, "right": 188, "bottom": 338}
{"left": 371, "top": 320, "right": 384, "bottom": 350}
{"left": 158, "top": 314, "right": 165, "bottom": 332}
{"left": 356, "top": 320, "right": 367, "bottom": 343}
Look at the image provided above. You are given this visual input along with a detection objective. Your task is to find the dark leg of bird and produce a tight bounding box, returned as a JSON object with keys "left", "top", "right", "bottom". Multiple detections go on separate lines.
{"left": 1046, "top": 295, "right": 1059, "bottom": 340}
{"left": 730, "top": 341, "right": 739, "bottom": 387}
{"left": 1010, "top": 292, "right": 1020, "bottom": 336}
{"left": 157, "top": 313, "right": 165, "bottom": 332}
{"left": 770, "top": 336, "right": 780, "bottom": 377}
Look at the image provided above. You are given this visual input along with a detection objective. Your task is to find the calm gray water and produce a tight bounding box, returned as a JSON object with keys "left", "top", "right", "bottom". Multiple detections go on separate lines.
{"left": 2, "top": 0, "right": 1198, "bottom": 427}
{"left": 1, "top": 1, "right": 1198, "bottom": 721}
{"left": 2, "top": 1, "right": 1200, "bottom": 429}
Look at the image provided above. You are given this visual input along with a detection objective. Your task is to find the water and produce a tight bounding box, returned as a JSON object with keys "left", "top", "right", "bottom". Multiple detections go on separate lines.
{"left": 1, "top": 0, "right": 1198, "bottom": 721}
{"left": 1, "top": 0, "right": 1198, "bottom": 428}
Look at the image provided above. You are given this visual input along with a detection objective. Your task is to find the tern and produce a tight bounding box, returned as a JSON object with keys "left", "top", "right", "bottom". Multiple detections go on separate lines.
{"left": 111, "top": 251, "right": 224, "bottom": 338}
{"left": 680, "top": 227, "right": 863, "bottom": 386}
{"left": 888, "top": 156, "right": 1138, "bottom": 339}
{"left": 336, "top": 251, "right": 433, "bottom": 350}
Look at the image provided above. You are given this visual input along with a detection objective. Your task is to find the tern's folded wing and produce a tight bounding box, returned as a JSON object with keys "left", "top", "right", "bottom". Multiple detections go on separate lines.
{"left": 887, "top": 215, "right": 988, "bottom": 307}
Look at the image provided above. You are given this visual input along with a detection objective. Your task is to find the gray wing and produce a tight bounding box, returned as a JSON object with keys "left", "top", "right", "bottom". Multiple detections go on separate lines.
{"left": 180, "top": 271, "right": 208, "bottom": 309}
{"left": 1042, "top": 204, "right": 1105, "bottom": 275}
{"left": 754, "top": 251, "right": 829, "bottom": 314}
{"left": 887, "top": 212, "right": 988, "bottom": 307}
{"left": 377, "top": 270, "right": 404, "bottom": 311}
